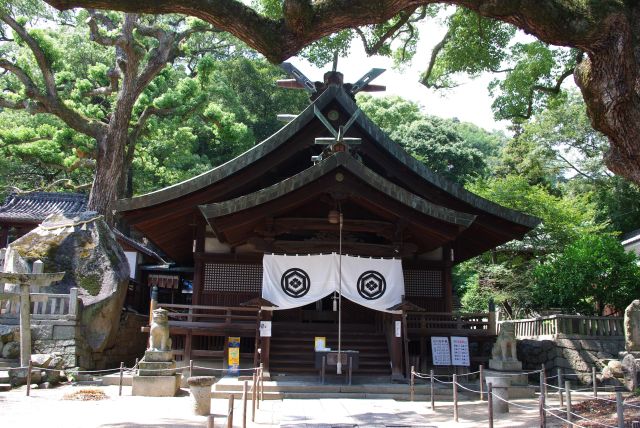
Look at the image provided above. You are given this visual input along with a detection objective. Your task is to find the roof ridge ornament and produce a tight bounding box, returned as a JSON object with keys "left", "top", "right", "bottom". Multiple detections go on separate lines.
{"left": 277, "top": 62, "right": 386, "bottom": 101}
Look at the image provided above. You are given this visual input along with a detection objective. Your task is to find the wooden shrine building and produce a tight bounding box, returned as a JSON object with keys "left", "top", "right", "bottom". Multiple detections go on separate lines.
{"left": 116, "top": 71, "right": 539, "bottom": 378}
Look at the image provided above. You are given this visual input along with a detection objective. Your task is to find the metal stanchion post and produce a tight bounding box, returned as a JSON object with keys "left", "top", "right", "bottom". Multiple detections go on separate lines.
{"left": 558, "top": 368, "right": 564, "bottom": 407}
{"left": 592, "top": 366, "right": 598, "bottom": 398}
{"left": 541, "top": 364, "right": 547, "bottom": 397}
{"left": 565, "top": 380, "right": 572, "bottom": 424}
{"left": 256, "top": 368, "right": 261, "bottom": 410}
{"left": 260, "top": 363, "right": 265, "bottom": 402}
{"left": 251, "top": 372, "right": 257, "bottom": 422}
{"left": 227, "top": 394, "right": 234, "bottom": 428}
{"left": 539, "top": 393, "right": 546, "bottom": 428}
{"left": 487, "top": 382, "right": 494, "bottom": 428}
{"left": 430, "top": 369, "right": 435, "bottom": 410}
{"left": 616, "top": 390, "right": 624, "bottom": 428}
{"left": 410, "top": 365, "right": 415, "bottom": 402}
{"left": 242, "top": 380, "right": 248, "bottom": 428}
{"left": 479, "top": 364, "right": 484, "bottom": 401}
{"left": 119, "top": 361, "right": 124, "bottom": 396}
{"left": 26, "top": 360, "right": 32, "bottom": 397}
{"left": 453, "top": 373, "right": 458, "bottom": 423}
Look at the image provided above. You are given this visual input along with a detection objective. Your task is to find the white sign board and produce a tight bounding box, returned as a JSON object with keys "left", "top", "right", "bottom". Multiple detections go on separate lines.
{"left": 395, "top": 320, "right": 402, "bottom": 338}
{"left": 431, "top": 337, "right": 451, "bottom": 366}
{"left": 450, "top": 336, "right": 470, "bottom": 366}
{"left": 259, "top": 321, "right": 272, "bottom": 337}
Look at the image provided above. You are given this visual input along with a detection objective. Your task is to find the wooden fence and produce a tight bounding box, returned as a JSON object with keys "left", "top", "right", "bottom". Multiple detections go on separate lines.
{"left": 507, "top": 314, "right": 624, "bottom": 339}
{"left": 0, "top": 288, "right": 79, "bottom": 320}
{"left": 406, "top": 311, "right": 495, "bottom": 336}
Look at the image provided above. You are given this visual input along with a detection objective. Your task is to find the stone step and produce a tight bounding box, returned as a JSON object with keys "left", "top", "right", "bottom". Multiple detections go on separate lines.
{"left": 0, "top": 383, "right": 11, "bottom": 391}
{"left": 212, "top": 391, "right": 283, "bottom": 400}
{"left": 0, "top": 359, "right": 19, "bottom": 369}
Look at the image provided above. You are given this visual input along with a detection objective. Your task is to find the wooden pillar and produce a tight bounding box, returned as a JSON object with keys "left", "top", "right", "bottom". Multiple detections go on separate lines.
{"left": 19, "top": 282, "right": 32, "bottom": 367}
{"left": 0, "top": 225, "right": 8, "bottom": 248}
{"left": 443, "top": 246, "right": 453, "bottom": 313}
{"left": 391, "top": 313, "right": 404, "bottom": 380}
{"left": 261, "top": 310, "right": 272, "bottom": 373}
{"left": 192, "top": 255, "right": 204, "bottom": 305}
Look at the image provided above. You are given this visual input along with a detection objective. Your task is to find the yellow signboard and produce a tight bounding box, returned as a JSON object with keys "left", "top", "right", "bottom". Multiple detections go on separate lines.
{"left": 228, "top": 337, "right": 240, "bottom": 374}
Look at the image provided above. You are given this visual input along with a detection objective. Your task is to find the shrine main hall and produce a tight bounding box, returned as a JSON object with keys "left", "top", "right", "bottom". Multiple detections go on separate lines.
{"left": 116, "top": 70, "right": 538, "bottom": 379}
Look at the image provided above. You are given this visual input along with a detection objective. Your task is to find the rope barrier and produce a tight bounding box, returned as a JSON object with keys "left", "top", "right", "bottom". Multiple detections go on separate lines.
{"left": 490, "top": 392, "right": 538, "bottom": 410}
{"left": 454, "top": 381, "right": 482, "bottom": 394}
{"left": 192, "top": 365, "right": 260, "bottom": 372}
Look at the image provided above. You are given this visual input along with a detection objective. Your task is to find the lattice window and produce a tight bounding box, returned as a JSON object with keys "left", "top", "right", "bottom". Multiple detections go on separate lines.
{"left": 203, "top": 263, "right": 262, "bottom": 292}
{"left": 404, "top": 269, "right": 443, "bottom": 297}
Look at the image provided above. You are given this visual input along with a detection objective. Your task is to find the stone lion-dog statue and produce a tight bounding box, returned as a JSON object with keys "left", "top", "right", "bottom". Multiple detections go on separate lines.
{"left": 149, "top": 308, "right": 172, "bottom": 351}
{"left": 492, "top": 322, "right": 517, "bottom": 361}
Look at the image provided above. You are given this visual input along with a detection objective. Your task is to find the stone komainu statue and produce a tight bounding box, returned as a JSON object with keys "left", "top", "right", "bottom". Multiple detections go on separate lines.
{"left": 492, "top": 322, "right": 517, "bottom": 361}
{"left": 149, "top": 308, "right": 172, "bottom": 351}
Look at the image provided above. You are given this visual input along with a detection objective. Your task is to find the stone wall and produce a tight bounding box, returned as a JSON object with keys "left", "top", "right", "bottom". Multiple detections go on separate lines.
{"left": 1, "top": 309, "right": 148, "bottom": 369}
{"left": 517, "top": 335, "right": 624, "bottom": 383}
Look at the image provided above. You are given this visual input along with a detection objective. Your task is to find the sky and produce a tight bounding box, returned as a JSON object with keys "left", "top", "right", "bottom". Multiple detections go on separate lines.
{"left": 286, "top": 20, "right": 512, "bottom": 133}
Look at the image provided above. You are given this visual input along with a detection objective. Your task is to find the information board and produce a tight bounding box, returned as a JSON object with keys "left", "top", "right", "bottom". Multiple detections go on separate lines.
{"left": 259, "top": 321, "right": 272, "bottom": 337}
{"left": 450, "top": 336, "right": 470, "bottom": 366}
{"left": 430, "top": 337, "right": 451, "bottom": 366}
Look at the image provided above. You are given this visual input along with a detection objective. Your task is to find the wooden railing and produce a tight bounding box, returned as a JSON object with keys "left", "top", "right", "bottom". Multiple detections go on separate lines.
{"left": 507, "top": 314, "right": 624, "bottom": 339}
{"left": 158, "top": 303, "right": 258, "bottom": 327}
{"left": 406, "top": 311, "right": 494, "bottom": 336}
{"left": 0, "top": 288, "right": 79, "bottom": 320}
{"left": 147, "top": 303, "right": 260, "bottom": 361}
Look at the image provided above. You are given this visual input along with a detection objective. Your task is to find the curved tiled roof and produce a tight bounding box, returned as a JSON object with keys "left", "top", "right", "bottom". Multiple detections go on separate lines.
{"left": 199, "top": 152, "right": 476, "bottom": 228}
{"left": 0, "top": 192, "right": 88, "bottom": 223}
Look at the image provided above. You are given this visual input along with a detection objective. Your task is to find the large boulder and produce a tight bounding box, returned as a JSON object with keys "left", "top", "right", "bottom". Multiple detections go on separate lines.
{"left": 625, "top": 300, "right": 640, "bottom": 352}
{"left": 3, "top": 212, "right": 129, "bottom": 355}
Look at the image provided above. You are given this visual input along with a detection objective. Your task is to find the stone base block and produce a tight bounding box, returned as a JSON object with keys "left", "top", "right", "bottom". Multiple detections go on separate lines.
{"left": 144, "top": 350, "right": 174, "bottom": 363}
{"left": 484, "top": 369, "right": 528, "bottom": 385}
{"left": 489, "top": 359, "right": 522, "bottom": 371}
{"left": 138, "top": 360, "right": 176, "bottom": 376}
{"left": 132, "top": 374, "right": 181, "bottom": 397}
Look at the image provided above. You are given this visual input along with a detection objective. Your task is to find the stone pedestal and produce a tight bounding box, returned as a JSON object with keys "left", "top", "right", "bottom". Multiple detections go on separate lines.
{"left": 132, "top": 349, "right": 180, "bottom": 397}
{"left": 188, "top": 376, "right": 216, "bottom": 416}
{"left": 485, "top": 376, "right": 511, "bottom": 414}
{"left": 489, "top": 359, "right": 522, "bottom": 371}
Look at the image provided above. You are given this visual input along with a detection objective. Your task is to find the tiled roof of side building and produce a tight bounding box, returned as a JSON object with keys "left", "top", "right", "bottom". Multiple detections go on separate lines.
{"left": 0, "top": 192, "right": 88, "bottom": 223}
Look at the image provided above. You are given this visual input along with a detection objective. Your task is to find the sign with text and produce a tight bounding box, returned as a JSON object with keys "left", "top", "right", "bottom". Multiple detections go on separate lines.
{"left": 315, "top": 337, "right": 327, "bottom": 351}
{"left": 431, "top": 337, "right": 451, "bottom": 366}
{"left": 259, "top": 321, "right": 272, "bottom": 337}
{"left": 450, "top": 336, "right": 470, "bottom": 366}
{"left": 228, "top": 336, "right": 241, "bottom": 375}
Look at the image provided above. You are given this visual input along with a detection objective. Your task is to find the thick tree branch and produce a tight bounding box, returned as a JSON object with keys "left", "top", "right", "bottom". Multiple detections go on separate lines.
{"left": 83, "top": 68, "right": 120, "bottom": 97}
{"left": 0, "top": 13, "right": 58, "bottom": 96}
{"left": 355, "top": 7, "right": 418, "bottom": 56}
{"left": 44, "top": 0, "right": 614, "bottom": 63}
{"left": 128, "top": 105, "right": 174, "bottom": 142}
{"left": 420, "top": 30, "right": 451, "bottom": 88}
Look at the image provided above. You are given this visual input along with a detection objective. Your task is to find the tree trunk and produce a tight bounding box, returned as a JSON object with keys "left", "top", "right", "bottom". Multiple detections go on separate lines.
{"left": 88, "top": 130, "right": 127, "bottom": 225}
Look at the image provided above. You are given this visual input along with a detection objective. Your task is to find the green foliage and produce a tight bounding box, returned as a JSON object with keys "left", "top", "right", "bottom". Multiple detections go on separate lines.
{"left": 358, "top": 94, "right": 503, "bottom": 184}
{"left": 469, "top": 175, "right": 603, "bottom": 252}
{"left": 533, "top": 234, "right": 640, "bottom": 315}
{"left": 424, "top": 8, "right": 515, "bottom": 88}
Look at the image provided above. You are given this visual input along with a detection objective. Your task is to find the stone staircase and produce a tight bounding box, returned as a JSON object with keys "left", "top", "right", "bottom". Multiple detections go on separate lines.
{"left": 212, "top": 375, "right": 468, "bottom": 400}
{"left": 269, "top": 323, "right": 391, "bottom": 376}
{"left": 0, "top": 358, "right": 19, "bottom": 391}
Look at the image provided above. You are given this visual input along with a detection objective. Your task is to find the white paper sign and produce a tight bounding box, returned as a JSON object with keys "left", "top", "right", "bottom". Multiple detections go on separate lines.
{"left": 450, "top": 336, "right": 470, "bottom": 366}
{"left": 431, "top": 337, "right": 451, "bottom": 366}
{"left": 395, "top": 320, "right": 402, "bottom": 337}
{"left": 259, "top": 321, "right": 272, "bottom": 337}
